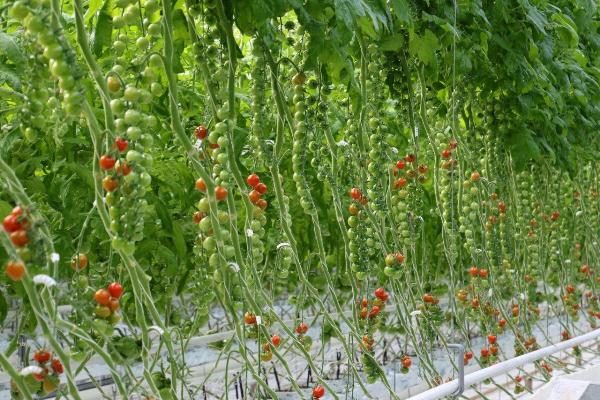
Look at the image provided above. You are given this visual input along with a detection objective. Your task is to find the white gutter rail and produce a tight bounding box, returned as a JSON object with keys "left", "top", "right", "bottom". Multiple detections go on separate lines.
{"left": 407, "top": 328, "right": 600, "bottom": 400}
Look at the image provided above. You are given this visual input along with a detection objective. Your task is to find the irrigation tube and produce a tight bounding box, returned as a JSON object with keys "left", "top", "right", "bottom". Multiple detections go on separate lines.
{"left": 407, "top": 328, "right": 600, "bottom": 400}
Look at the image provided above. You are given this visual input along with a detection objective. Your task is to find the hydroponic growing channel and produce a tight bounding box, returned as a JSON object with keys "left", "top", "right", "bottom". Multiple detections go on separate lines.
{"left": 0, "top": 0, "right": 599, "bottom": 399}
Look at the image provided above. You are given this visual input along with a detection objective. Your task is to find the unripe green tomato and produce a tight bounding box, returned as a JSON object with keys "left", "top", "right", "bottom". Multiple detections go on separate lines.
{"left": 140, "top": 172, "right": 152, "bottom": 187}
{"left": 126, "top": 150, "right": 143, "bottom": 163}
{"left": 198, "top": 198, "right": 210, "bottom": 213}
{"left": 148, "top": 23, "right": 161, "bottom": 37}
{"left": 203, "top": 236, "right": 216, "bottom": 251}
{"left": 384, "top": 266, "right": 395, "bottom": 277}
{"left": 110, "top": 99, "right": 125, "bottom": 114}
{"left": 355, "top": 271, "right": 367, "bottom": 280}
{"left": 150, "top": 82, "right": 163, "bottom": 97}
{"left": 136, "top": 36, "right": 149, "bottom": 50}
{"left": 224, "top": 246, "right": 235, "bottom": 258}
{"left": 140, "top": 134, "right": 154, "bottom": 147}
{"left": 123, "top": 86, "right": 140, "bottom": 102}
{"left": 124, "top": 109, "right": 141, "bottom": 125}
{"left": 199, "top": 217, "right": 212, "bottom": 233}
{"left": 126, "top": 126, "right": 141, "bottom": 140}
{"left": 113, "top": 40, "right": 126, "bottom": 54}
{"left": 95, "top": 306, "right": 111, "bottom": 318}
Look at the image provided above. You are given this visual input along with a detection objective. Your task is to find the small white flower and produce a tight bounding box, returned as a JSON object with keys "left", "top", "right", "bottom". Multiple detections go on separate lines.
{"left": 50, "top": 253, "right": 60, "bottom": 263}
{"left": 576, "top": 211, "right": 583, "bottom": 217}
{"left": 20, "top": 366, "right": 43, "bottom": 376}
{"left": 255, "top": 316, "right": 262, "bottom": 325}
{"left": 337, "top": 140, "right": 349, "bottom": 147}
{"left": 488, "top": 288, "right": 493, "bottom": 297}
{"left": 33, "top": 274, "right": 57, "bottom": 287}
{"left": 193, "top": 139, "right": 203, "bottom": 150}
{"left": 246, "top": 229, "right": 254, "bottom": 237}
{"left": 391, "top": 147, "right": 398, "bottom": 154}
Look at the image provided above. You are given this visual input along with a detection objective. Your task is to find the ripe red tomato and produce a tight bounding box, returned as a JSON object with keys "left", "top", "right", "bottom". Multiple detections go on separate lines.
{"left": 480, "top": 348, "right": 489, "bottom": 357}
{"left": 33, "top": 370, "right": 47, "bottom": 382}
{"left": 374, "top": 287, "right": 386, "bottom": 300}
{"left": 464, "top": 351, "right": 473, "bottom": 360}
{"left": 423, "top": 293, "right": 434, "bottom": 303}
{"left": 396, "top": 160, "right": 406, "bottom": 170}
{"left": 195, "top": 125, "right": 208, "bottom": 140}
{"left": 468, "top": 266, "right": 479, "bottom": 277}
{"left": 249, "top": 190, "right": 261, "bottom": 204}
{"left": 551, "top": 211, "right": 560, "bottom": 221}
{"left": 478, "top": 269, "right": 488, "bottom": 278}
{"left": 50, "top": 358, "right": 63, "bottom": 374}
{"left": 5, "top": 261, "right": 25, "bottom": 281}
{"left": 566, "top": 284, "right": 575, "bottom": 294}
{"left": 405, "top": 154, "right": 416, "bottom": 163}
{"left": 350, "top": 187, "right": 362, "bottom": 200}
{"left": 360, "top": 307, "right": 368, "bottom": 319}
{"left": 10, "top": 230, "right": 29, "bottom": 247}
{"left": 295, "top": 322, "right": 308, "bottom": 334}
{"left": 312, "top": 385, "right": 325, "bottom": 399}
{"left": 395, "top": 252, "right": 405, "bottom": 263}
{"left": 441, "top": 149, "right": 451, "bottom": 159}
{"left": 94, "top": 289, "right": 111, "bottom": 306}
{"left": 471, "top": 297, "right": 480, "bottom": 308}
{"left": 255, "top": 182, "right": 267, "bottom": 194}
{"left": 244, "top": 312, "right": 257, "bottom": 325}
{"left": 401, "top": 356, "right": 412, "bottom": 368}
{"left": 487, "top": 334, "right": 497, "bottom": 344}
{"left": 99, "top": 155, "right": 116, "bottom": 170}
{"left": 498, "top": 201, "right": 506, "bottom": 213}
{"left": 449, "top": 139, "right": 458, "bottom": 149}
{"left": 107, "top": 297, "right": 120, "bottom": 311}
{"left": 271, "top": 334, "right": 281, "bottom": 347}
{"left": 498, "top": 318, "right": 507, "bottom": 328}
{"left": 215, "top": 186, "right": 228, "bottom": 201}
{"left": 107, "top": 282, "right": 124, "bottom": 298}
{"left": 3, "top": 214, "right": 22, "bottom": 232}
{"left": 33, "top": 349, "right": 51, "bottom": 363}
{"left": 246, "top": 174, "right": 260, "bottom": 188}
{"left": 418, "top": 164, "right": 428, "bottom": 174}
{"left": 115, "top": 137, "right": 128, "bottom": 152}
{"left": 195, "top": 178, "right": 207, "bottom": 192}
{"left": 368, "top": 306, "right": 380, "bottom": 318}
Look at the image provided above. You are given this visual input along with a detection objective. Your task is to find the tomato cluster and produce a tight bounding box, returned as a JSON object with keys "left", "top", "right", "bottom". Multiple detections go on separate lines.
{"left": 13, "top": 349, "right": 64, "bottom": 396}
{"left": 93, "top": 282, "right": 124, "bottom": 325}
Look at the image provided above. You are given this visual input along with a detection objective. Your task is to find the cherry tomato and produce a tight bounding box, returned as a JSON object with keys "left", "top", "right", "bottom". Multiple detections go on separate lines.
{"left": 487, "top": 334, "right": 497, "bottom": 344}
{"left": 33, "top": 349, "right": 51, "bottom": 363}
{"left": 374, "top": 287, "right": 386, "bottom": 300}
{"left": 478, "top": 269, "right": 488, "bottom": 279}
{"left": 246, "top": 174, "right": 260, "bottom": 188}
{"left": 423, "top": 293, "right": 434, "bottom": 303}
{"left": 271, "top": 334, "right": 281, "bottom": 347}
{"left": 94, "top": 289, "right": 111, "bottom": 305}
{"left": 215, "top": 186, "right": 228, "bottom": 201}
{"left": 368, "top": 305, "right": 380, "bottom": 318}
{"left": 441, "top": 149, "right": 451, "bottom": 159}
{"left": 195, "top": 125, "right": 208, "bottom": 140}
{"left": 10, "top": 230, "right": 28, "bottom": 247}
{"left": 102, "top": 176, "right": 118, "bottom": 192}
{"left": 480, "top": 348, "right": 489, "bottom": 357}
{"left": 468, "top": 266, "right": 479, "bottom": 277}
{"left": 312, "top": 385, "right": 325, "bottom": 399}
{"left": 498, "top": 318, "right": 507, "bottom": 328}
{"left": 566, "top": 284, "right": 575, "bottom": 294}
{"left": 255, "top": 182, "right": 268, "bottom": 194}
{"left": 350, "top": 187, "right": 362, "bottom": 200}
{"left": 192, "top": 211, "right": 204, "bottom": 224}
{"left": 244, "top": 312, "right": 256, "bottom": 325}
{"left": 5, "top": 261, "right": 25, "bottom": 281}
{"left": 70, "top": 253, "right": 88, "bottom": 271}
{"left": 396, "top": 160, "right": 406, "bottom": 170}
{"left": 249, "top": 190, "right": 261, "bottom": 204}
{"left": 99, "top": 155, "right": 116, "bottom": 170}
{"left": 115, "top": 137, "right": 128, "bottom": 152}
{"left": 195, "top": 178, "right": 207, "bottom": 192}
{"left": 401, "top": 356, "right": 412, "bottom": 368}
{"left": 115, "top": 161, "right": 132, "bottom": 176}
{"left": 94, "top": 305, "right": 111, "bottom": 318}
{"left": 50, "top": 358, "right": 63, "bottom": 374}
{"left": 3, "top": 214, "right": 22, "bottom": 232}
{"left": 256, "top": 198, "right": 268, "bottom": 210}
{"left": 107, "top": 297, "right": 120, "bottom": 312}
{"left": 395, "top": 252, "right": 405, "bottom": 263}
{"left": 107, "top": 282, "right": 124, "bottom": 298}
{"left": 11, "top": 206, "right": 23, "bottom": 217}
{"left": 394, "top": 178, "right": 408, "bottom": 189}
{"left": 551, "top": 211, "right": 560, "bottom": 221}
{"left": 295, "top": 322, "right": 309, "bottom": 334}
{"left": 470, "top": 171, "right": 481, "bottom": 182}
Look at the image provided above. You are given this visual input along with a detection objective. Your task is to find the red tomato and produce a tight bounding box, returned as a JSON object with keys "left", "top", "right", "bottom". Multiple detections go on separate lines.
{"left": 94, "top": 289, "right": 111, "bottom": 306}
{"left": 215, "top": 186, "right": 228, "bottom": 201}
{"left": 468, "top": 266, "right": 479, "bottom": 277}
{"left": 470, "top": 171, "right": 481, "bottom": 182}
{"left": 192, "top": 211, "right": 204, "bottom": 224}
{"left": 255, "top": 182, "right": 268, "bottom": 194}
{"left": 566, "top": 284, "right": 575, "bottom": 294}
{"left": 551, "top": 211, "right": 560, "bottom": 221}
{"left": 441, "top": 149, "right": 452, "bottom": 159}
{"left": 102, "top": 176, "right": 118, "bottom": 192}
{"left": 396, "top": 160, "right": 406, "bottom": 170}
{"left": 115, "top": 161, "right": 131, "bottom": 176}
{"left": 5, "top": 261, "right": 25, "bottom": 281}
{"left": 480, "top": 348, "right": 489, "bottom": 357}
{"left": 195, "top": 178, "right": 207, "bottom": 192}
{"left": 394, "top": 178, "right": 408, "bottom": 189}
{"left": 423, "top": 293, "right": 434, "bottom": 303}
{"left": 401, "top": 356, "right": 412, "bottom": 368}
{"left": 498, "top": 201, "right": 507, "bottom": 213}
{"left": 33, "top": 349, "right": 51, "bottom": 363}
{"left": 244, "top": 312, "right": 256, "bottom": 325}
{"left": 312, "top": 385, "right": 325, "bottom": 399}
{"left": 115, "top": 137, "right": 128, "bottom": 152}
{"left": 295, "top": 322, "right": 309, "bottom": 334}
{"left": 51, "top": 358, "right": 63, "bottom": 374}
{"left": 350, "top": 187, "right": 362, "bottom": 200}
{"left": 10, "top": 230, "right": 29, "bottom": 247}
{"left": 498, "top": 318, "right": 507, "bottom": 328}
{"left": 249, "top": 190, "right": 261, "bottom": 204}
{"left": 108, "top": 297, "right": 120, "bottom": 311}
{"left": 11, "top": 206, "right": 23, "bottom": 217}
{"left": 271, "top": 334, "right": 281, "bottom": 347}
{"left": 107, "top": 282, "right": 124, "bottom": 298}
{"left": 487, "top": 334, "right": 497, "bottom": 344}
{"left": 195, "top": 125, "right": 208, "bottom": 140}
{"left": 246, "top": 174, "right": 260, "bottom": 188}
{"left": 368, "top": 306, "right": 380, "bottom": 318}
{"left": 99, "top": 155, "right": 116, "bottom": 170}
{"left": 395, "top": 252, "right": 405, "bottom": 263}
{"left": 478, "top": 269, "right": 488, "bottom": 279}
{"left": 3, "top": 214, "right": 22, "bottom": 232}
{"left": 374, "top": 287, "right": 386, "bottom": 300}
{"left": 405, "top": 154, "right": 416, "bottom": 163}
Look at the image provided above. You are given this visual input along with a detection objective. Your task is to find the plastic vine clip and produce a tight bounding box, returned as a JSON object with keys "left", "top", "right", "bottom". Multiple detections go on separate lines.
{"left": 447, "top": 343, "right": 464, "bottom": 397}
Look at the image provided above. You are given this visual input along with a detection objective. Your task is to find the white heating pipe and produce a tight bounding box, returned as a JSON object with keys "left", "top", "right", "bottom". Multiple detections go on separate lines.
{"left": 407, "top": 328, "right": 600, "bottom": 400}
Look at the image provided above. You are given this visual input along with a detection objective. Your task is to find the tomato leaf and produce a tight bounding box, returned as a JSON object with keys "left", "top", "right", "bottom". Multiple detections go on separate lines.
{"left": 409, "top": 29, "right": 439, "bottom": 66}
{"left": 0, "top": 32, "right": 25, "bottom": 65}
{"left": 91, "top": 0, "right": 113, "bottom": 56}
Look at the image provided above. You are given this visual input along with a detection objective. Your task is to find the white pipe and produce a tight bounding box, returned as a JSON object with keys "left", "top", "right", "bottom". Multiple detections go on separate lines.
{"left": 407, "top": 328, "right": 600, "bottom": 400}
